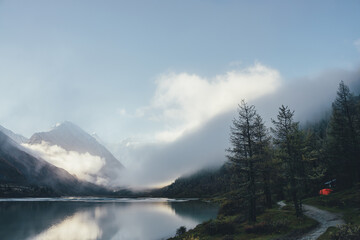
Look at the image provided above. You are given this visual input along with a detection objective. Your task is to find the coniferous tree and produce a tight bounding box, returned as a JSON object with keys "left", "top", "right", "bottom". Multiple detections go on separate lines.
{"left": 302, "top": 129, "right": 327, "bottom": 196}
{"left": 253, "top": 114, "right": 273, "bottom": 208}
{"left": 227, "top": 100, "right": 257, "bottom": 222}
{"left": 271, "top": 105, "right": 304, "bottom": 217}
{"left": 227, "top": 100, "right": 271, "bottom": 222}
{"left": 326, "top": 81, "right": 360, "bottom": 187}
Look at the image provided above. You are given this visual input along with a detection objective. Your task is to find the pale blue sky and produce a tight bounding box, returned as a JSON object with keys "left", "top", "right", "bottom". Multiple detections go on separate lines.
{"left": 1, "top": 0, "right": 360, "bottom": 186}
{"left": 0, "top": 0, "right": 359, "bottom": 143}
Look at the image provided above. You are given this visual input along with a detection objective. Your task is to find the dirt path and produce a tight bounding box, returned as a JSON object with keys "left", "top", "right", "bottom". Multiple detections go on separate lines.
{"left": 278, "top": 201, "right": 345, "bottom": 240}
{"left": 298, "top": 204, "right": 344, "bottom": 240}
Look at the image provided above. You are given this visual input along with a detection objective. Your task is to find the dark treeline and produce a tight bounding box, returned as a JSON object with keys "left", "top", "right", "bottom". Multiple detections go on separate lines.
{"left": 160, "top": 81, "right": 360, "bottom": 222}
{"left": 153, "top": 165, "right": 232, "bottom": 198}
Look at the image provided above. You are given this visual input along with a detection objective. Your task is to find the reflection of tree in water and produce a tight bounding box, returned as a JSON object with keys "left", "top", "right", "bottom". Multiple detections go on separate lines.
{"left": 168, "top": 200, "right": 219, "bottom": 223}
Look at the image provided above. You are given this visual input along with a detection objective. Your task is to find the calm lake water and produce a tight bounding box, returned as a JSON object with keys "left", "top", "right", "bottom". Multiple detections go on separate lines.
{"left": 0, "top": 198, "right": 219, "bottom": 240}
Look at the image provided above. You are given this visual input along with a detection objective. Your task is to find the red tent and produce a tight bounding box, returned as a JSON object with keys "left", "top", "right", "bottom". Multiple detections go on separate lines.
{"left": 319, "top": 188, "right": 333, "bottom": 195}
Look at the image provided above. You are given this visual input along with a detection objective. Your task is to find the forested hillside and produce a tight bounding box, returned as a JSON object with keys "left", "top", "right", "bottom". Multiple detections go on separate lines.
{"left": 166, "top": 81, "right": 360, "bottom": 220}
{"left": 169, "top": 81, "right": 360, "bottom": 239}
{"left": 154, "top": 165, "right": 232, "bottom": 198}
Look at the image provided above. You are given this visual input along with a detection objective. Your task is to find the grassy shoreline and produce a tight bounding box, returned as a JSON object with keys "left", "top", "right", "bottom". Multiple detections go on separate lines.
{"left": 169, "top": 201, "right": 317, "bottom": 240}
{"left": 170, "top": 186, "right": 360, "bottom": 240}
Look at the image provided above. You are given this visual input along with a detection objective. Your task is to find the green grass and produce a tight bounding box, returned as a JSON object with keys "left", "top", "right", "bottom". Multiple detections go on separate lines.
{"left": 317, "top": 226, "right": 338, "bottom": 240}
{"left": 169, "top": 204, "right": 317, "bottom": 240}
{"left": 170, "top": 187, "right": 360, "bottom": 239}
{"left": 303, "top": 186, "right": 360, "bottom": 224}
{"left": 303, "top": 186, "right": 360, "bottom": 239}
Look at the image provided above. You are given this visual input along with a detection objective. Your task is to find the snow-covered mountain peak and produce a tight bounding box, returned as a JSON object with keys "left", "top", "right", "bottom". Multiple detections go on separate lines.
{"left": 27, "top": 121, "right": 124, "bottom": 186}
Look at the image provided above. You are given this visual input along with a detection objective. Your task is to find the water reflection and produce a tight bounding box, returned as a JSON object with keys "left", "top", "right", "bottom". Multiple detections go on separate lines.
{"left": 34, "top": 210, "right": 103, "bottom": 240}
{"left": 0, "top": 199, "right": 218, "bottom": 240}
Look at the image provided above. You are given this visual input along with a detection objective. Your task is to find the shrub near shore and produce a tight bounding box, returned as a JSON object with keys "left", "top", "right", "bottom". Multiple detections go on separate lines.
{"left": 169, "top": 202, "right": 317, "bottom": 240}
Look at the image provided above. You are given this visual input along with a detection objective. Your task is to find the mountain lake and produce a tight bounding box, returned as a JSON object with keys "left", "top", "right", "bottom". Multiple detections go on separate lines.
{"left": 0, "top": 198, "right": 219, "bottom": 240}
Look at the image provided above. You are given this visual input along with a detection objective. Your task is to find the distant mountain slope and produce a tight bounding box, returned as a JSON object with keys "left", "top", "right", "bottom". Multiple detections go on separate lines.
{"left": 154, "top": 165, "right": 232, "bottom": 198}
{"left": 0, "top": 131, "right": 106, "bottom": 196}
{"left": 0, "top": 125, "right": 28, "bottom": 144}
{"left": 28, "top": 121, "right": 124, "bottom": 186}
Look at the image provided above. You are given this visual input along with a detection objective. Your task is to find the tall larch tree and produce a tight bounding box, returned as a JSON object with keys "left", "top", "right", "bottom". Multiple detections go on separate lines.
{"left": 227, "top": 100, "right": 271, "bottom": 222}
{"left": 271, "top": 105, "right": 304, "bottom": 217}
{"left": 253, "top": 114, "right": 273, "bottom": 209}
{"left": 327, "top": 81, "right": 360, "bottom": 187}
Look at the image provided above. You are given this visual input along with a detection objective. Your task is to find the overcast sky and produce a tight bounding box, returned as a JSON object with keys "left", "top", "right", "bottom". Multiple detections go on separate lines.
{"left": 1, "top": 0, "right": 360, "bottom": 187}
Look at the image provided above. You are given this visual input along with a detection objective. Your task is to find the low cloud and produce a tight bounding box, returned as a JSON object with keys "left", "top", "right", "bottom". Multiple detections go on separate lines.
{"left": 22, "top": 141, "right": 106, "bottom": 185}
{"left": 253, "top": 67, "right": 360, "bottom": 125}
{"left": 114, "top": 66, "right": 360, "bottom": 189}
{"left": 145, "top": 63, "right": 281, "bottom": 142}
{"left": 116, "top": 112, "right": 231, "bottom": 189}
